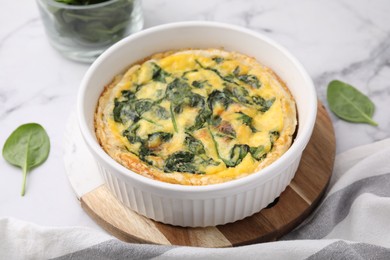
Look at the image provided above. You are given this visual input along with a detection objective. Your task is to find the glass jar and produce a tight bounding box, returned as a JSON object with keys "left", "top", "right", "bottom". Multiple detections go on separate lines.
{"left": 36, "top": 0, "right": 143, "bottom": 63}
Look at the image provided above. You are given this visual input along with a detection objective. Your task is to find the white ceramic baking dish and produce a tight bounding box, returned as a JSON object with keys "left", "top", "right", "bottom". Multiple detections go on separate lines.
{"left": 78, "top": 21, "right": 317, "bottom": 227}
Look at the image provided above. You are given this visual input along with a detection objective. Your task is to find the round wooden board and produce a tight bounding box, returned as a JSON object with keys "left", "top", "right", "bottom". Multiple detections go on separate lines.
{"left": 80, "top": 101, "right": 335, "bottom": 247}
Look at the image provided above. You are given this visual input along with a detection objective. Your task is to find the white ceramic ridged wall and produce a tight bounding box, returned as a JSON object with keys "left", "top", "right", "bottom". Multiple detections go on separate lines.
{"left": 97, "top": 154, "right": 301, "bottom": 227}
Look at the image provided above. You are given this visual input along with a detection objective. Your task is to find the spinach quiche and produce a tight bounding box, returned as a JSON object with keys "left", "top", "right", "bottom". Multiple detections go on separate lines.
{"left": 95, "top": 49, "right": 297, "bottom": 185}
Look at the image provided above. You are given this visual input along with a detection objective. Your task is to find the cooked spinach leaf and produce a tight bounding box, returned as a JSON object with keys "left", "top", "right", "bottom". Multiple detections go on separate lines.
{"left": 153, "top": 106, "right": 170, "bottom": 120}
{"left": 121, "top": 90, "right": 136, "bottom": 100}
{"left": 147, "top": 132, "right": 173, "bottom": 149}
{"left": 113, "top": 91, "right": 157, "bottom": 125}
{"left": 166, "top": 78, "right": 205, "bottom": 109}
{"left": 233, "top": 66, "right": 240, "bottom": 76}
{"left": 187, "top": 108, "right": 212, "bottom": 132}
{"left": 195, "top": 60, "right": 236, "bottom": 83}
{"left": 114, "top": 95, "right": 163, "bottom": 126}
{"left": 113, "top": 100, "right": 140, "bottom": 124}
{"left": 269, "top": 131, "right": 280, "bottom": 149}
{"left": 208, "top": 115, "right": 222, "bottom": 127}
{"left": 113, "top": 90, "right": 138, "bottom": 123}
{"left": 169, "top": 104, "right": 178, "bottom": 132}
{"left": 188, "top": 93, "right": 205, "bottom": 108}
{"left": 223, "top": 144, "right": 249, "bottom": 167}
{"left": 165, "top": 78, "right": 198, "bottom": 131}
{"left": 249, "top": 146, "right": 266, "bottom": 160}
{"left": 237, "top": 74, "right": 261, "bottom": 88}
{"left": 122, "top": 123, "right": 141, "bottom": 144}
{"left": 185, "top": 134, "right": 220, "bottom": 167}
{"left": 217, "top": 86, "right": 251, "bottom": 107}
{"left": 207, "top": 125, "right": 248, "bottom": 168}
{"left": 113, "top": 98, "right": 124, "bottom": 122}
{"left": 207, "top": 90, "right": 233, "bottom": 111}
{"left": 165, "top": 78, "right": 192, "bottom": 103}
{"left": 236, "top": 112, "right": 252, "bottom": 125}
{"left": 185, "top": 135, "right": 206, "bottom": 155}
{"left": 164, "top": 151, "right": 198, "bottom": 173}
{"left": 252, "top": 96, "right": 275, "bottom": 112}
{"left": 327, "top": 80, "right": 378, "bottom": 126}
{"left": 182, "top": 69, "right": 198, "bottom": 80}
{"left": 207, "top": 125, "right": 222, "bottom": 156}
{"left": 269, "top": 131, "right": 280, "bottom": 141}
{"left": 236, "top": 112, "right": 257, "bottom": 132}
{"left": 170, "top": 89, "right": 205, "bottom": 115}
{"left": 199, "top": 157, "right": 220, "bottom": 166}
{"left": 151, "top": 62, "right": 171, "bottom": 83}
{"left": 192, "top": 80, "right": 208, "bottom": 89}
{"left": 173, "top": 104, "right": 184, "bottom": 114}
{"left": 232, "top": 86, "right": 251, "bottom": 104}
{"left": 134, "top": 99, "right": 154, "bottom": 116}
{"left": 135, "top": 83, "right": 144, "bottom": 92}
{"left": 212, "top": 57, "right": 224, "bottom": 64}
{"left": 138, "top": 143, "right": 156, "bottom": 165}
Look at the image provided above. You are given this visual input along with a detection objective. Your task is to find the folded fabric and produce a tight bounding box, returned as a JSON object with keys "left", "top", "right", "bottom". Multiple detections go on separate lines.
{"left": 2, "top": 139, "right": 390, "bottom": 260}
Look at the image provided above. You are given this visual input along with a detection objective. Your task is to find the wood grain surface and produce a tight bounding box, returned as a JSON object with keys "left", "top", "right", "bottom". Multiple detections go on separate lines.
{"left": 80, "top": 101, "right": 335, "bottom": 247}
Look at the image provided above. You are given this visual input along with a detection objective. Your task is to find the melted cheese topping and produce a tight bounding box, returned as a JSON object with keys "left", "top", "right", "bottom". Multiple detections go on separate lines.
{"left": 95, "top": 49, "right": 297, "bottom": 185}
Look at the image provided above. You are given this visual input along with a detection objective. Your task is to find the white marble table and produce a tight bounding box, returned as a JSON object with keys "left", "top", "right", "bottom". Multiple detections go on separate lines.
{"left": 1, "top": 0, "right": 389, "bottom": 231}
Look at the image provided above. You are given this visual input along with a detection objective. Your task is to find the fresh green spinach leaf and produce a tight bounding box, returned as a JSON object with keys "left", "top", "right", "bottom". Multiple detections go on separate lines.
{"left": 55, "top": 0, "right": 108, "bottom": 5}
{"left": 51, "top": 0, "right": 135, "bottom": 45}
{"left": 327, "top": 80, "right": 378, "bottom": 126}
{"left": 2, "top": 123, "right": 50, "bottom": 196}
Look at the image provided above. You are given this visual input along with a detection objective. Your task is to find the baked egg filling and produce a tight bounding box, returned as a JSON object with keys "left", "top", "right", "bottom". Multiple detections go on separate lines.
{"left": 95, "top": 49, "right": 297, "bottom": 185}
